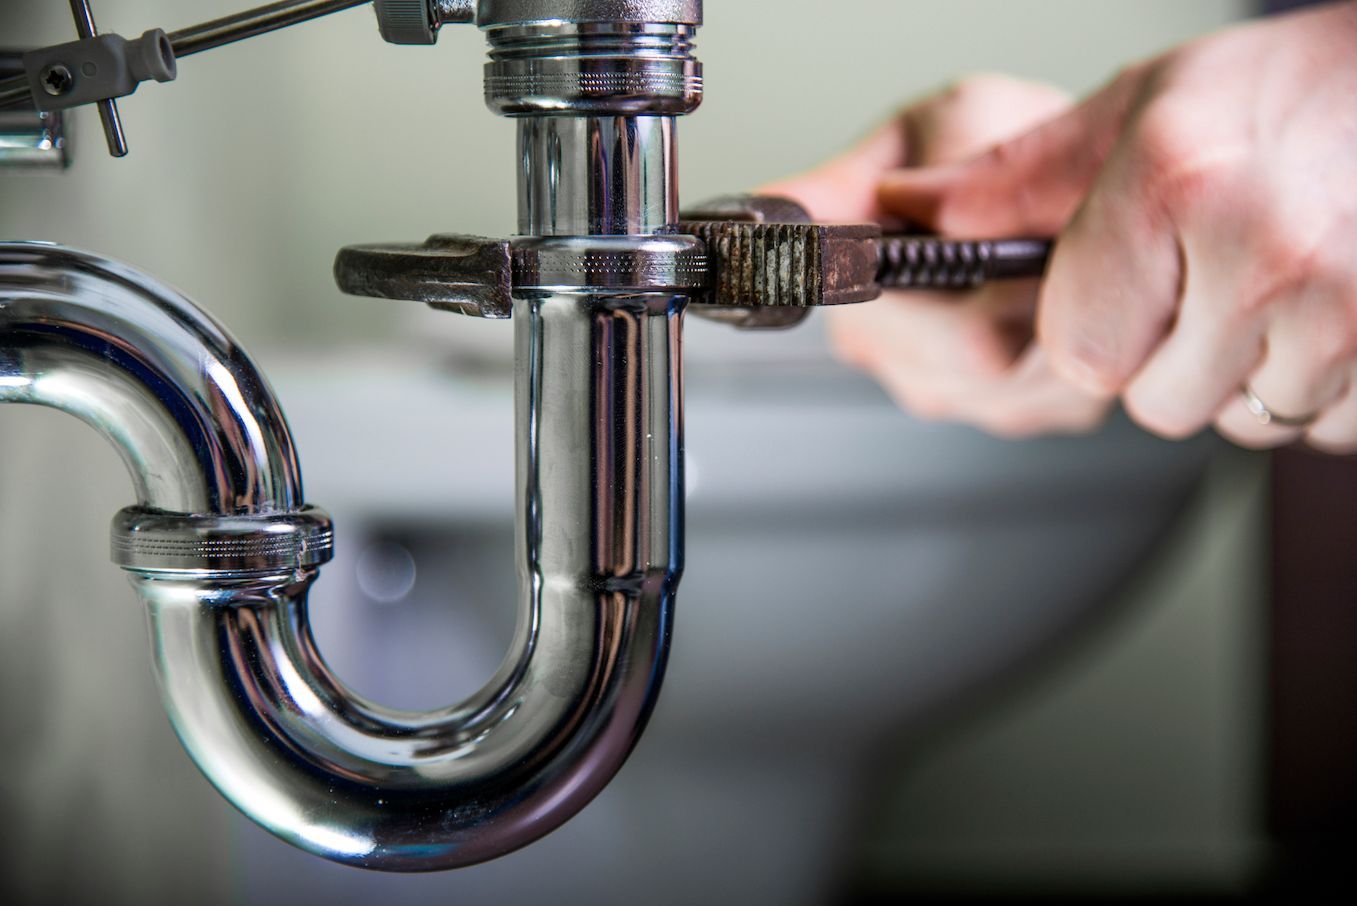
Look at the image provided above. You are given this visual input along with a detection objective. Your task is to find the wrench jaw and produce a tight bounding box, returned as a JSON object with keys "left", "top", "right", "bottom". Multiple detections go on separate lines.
{"left": 678, "top": 194, "right": 883, "bottom": 330}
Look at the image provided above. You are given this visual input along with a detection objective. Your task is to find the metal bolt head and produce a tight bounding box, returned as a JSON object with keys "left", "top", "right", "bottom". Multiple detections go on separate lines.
{"left": 40, "top": 64, "right": 74, "bottom": 97}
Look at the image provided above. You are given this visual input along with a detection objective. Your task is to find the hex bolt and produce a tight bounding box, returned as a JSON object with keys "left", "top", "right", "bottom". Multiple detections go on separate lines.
{"left": 39, "top": 64, "right": 74, "bottom": 96}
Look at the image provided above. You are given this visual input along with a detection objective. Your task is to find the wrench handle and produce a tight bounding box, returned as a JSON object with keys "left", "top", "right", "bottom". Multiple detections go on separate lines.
{"left": 877, "top": 235, "right": 1052, "bottom": 291}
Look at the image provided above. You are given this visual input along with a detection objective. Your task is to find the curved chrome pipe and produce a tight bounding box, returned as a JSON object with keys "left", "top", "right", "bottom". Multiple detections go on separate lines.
{"left": 134, "top": 290, "right": 681, "bottom": 870}
{"left": 0, "top": 242, "right": 301, "bottom": 513}
{"left": 0, "top": 241, "right": 683, "bottom": 870}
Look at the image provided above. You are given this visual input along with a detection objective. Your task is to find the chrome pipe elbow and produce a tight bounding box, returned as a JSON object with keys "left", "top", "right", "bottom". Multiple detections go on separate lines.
{"left": 0, "top": 241, "right": 682, "bottom": 870}
{"left": 0, "top": 242, "right": 303, "bottom": 514}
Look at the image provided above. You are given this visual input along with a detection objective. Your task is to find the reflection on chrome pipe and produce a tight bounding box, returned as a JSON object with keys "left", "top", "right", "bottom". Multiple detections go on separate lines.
{"left": 0, "top": 243, "right": 301, "bottom": 512}
{"left": 138, "top": 289, "right": 682, "bottom": 869}
{"left": 0, "top": 241, "right": 683, "bottom": 870}
{"left": 3, "top": 0, "right": 696, "bottom": 873}
{"left": 1, "top": 48, "right": 69, "bottom": 171}
{"left": 0, "top": 109, "right": 69, "bottom": 171}
{"left": 518, "top": 116, "right": 677, "bottom": 236}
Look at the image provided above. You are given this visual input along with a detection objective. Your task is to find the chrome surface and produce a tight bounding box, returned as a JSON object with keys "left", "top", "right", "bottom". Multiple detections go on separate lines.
{"left": 0, "top": 239, "right": 683, "bottom": 870}
{"left": 0, "top": 80, "right": 27, "bottom": 110}
{"left": 133, "top": 290, "right": 683, "bottom": 870}
{"left": 67, "top": 0, "right": 128, "bottom": 157}
{"left": 0, "top": 109, "right": 69, "bottom": 170}
{"left": 2, "top": 0, "right": 703, "bottom": 871}
{"left": 477, "top": 0, "right": 702, "bottom": 27}
{"left": 518, "top": 115, "right": 677, "bottom": 235}
{"left": 435, "top": 0, "right": 478, "bottom": 25}
{"left": 0, "top": 243, "right": 302, "bottom": 513}
{"left": 112, "top": 506, "right": 334, "bottom": 573}
{"left": 0, "top": 2, "right": 371, "bottom": 111}
{"left": 511, "top": 234, "right": 706, "bottom": 291}
{"left": 373, "top": 0, "right": 474, "bottom": 44}
{"left": 485, "top": 23, "right": 701, "bottom": 116}
{"left": 168, "top": 0, "right": 372, "bottom": 58}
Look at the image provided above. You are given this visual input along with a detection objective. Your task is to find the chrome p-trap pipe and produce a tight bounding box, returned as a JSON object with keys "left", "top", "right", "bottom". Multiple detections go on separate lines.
{"left": 0, "top": 0, "right": 702, "bottom": 872}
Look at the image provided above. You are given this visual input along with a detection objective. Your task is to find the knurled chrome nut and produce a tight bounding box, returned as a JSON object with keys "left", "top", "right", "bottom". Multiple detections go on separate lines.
{"left": 111, "top": 505, "right": 335, "bottom": 575}
{"left": 511, "top": 235, "right": 708, "bottom": 292}
{"left": 375, "top": 0, "right": 437, "bottom": 45}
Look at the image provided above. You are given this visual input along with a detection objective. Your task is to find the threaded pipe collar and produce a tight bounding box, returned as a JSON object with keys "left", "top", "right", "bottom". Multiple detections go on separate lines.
{"left": 112, "top": 505, "right": 334, "bottom": 575}
{"left": 478, "top": 0, "right": 701, "bottom": 27}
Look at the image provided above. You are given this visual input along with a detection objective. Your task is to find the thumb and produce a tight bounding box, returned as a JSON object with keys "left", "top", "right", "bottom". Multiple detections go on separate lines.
{"left": 878, "top": 68, "right": 1146, "bottom": 236}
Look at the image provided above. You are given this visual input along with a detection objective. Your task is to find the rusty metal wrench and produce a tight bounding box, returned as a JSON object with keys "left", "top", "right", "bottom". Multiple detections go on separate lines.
{"left": 678, "top": 194, "right": 1052, "bottom": 329}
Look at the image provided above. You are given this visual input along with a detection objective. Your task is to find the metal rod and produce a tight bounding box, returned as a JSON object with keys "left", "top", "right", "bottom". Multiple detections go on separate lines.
{"left": 67, "top": 0, "right": 128, "bottom": 156}
{"left": 95, "top": 97, "right": 127, "bottom": 156}
{"left": 67, "top": 0, "right": 97, "bottom": 38}
{"left": 0, "top": 0, "right": 372, "bottom": 110}
{"left": 0, "top": 50, "right": 29, "bottom": 108}
{"left": 0, "top": 80, "right": 29, "bottom": 109}
{"left": 168, "top": 0, "right": 372, "bottom": 58}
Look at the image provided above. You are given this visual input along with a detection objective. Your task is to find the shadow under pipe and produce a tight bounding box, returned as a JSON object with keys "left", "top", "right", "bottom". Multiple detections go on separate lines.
{"left": 0, "top": 241, "right": 684, "bottom": 870}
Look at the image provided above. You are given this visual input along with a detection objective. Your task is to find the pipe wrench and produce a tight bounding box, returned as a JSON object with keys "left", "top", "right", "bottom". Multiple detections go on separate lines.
{"left": 679, "top": 195, "right": 1052, "bottom": 329}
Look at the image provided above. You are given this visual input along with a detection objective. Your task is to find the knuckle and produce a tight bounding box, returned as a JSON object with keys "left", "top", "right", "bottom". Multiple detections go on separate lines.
{"left": 1239, "top": 223, "right": 1339, "bottom": 318}
{"left": 1131, "top": 102, "right": 1240, "bottom": 212}
{"left": 1309, "top": 303, "right": 1357, "bottom": 369}
{"left": 977, "top": 135, "right": 1050, "bottom": 230}
{"left": 941, "top": 73, "right": 1068, "bottom": 115}
{"left": 1133, "top": 109, "right": 1194, "bottom": 177}
{"left": 1048, "top": 334, "right": 1125, "bottom": 394}
{"left": 981, "top": 134, "right": 1025, "bottom": 177}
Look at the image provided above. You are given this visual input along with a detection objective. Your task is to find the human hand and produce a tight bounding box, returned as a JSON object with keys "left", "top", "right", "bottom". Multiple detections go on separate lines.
{"left": 763, "top": 75, "right": 1114, "bottom": 438}
{"left": 878, "top": 2, "right": 1357, "bottom": 452}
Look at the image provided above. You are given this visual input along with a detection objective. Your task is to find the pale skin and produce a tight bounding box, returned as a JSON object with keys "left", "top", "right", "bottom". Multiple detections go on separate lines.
{"left": 763, "top": 1, "right": 1357, "bottom": 452}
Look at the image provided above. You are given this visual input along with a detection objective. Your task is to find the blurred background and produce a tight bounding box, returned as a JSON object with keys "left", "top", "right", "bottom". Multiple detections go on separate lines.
{"left": 2, "top": 1, "right": 1352, "bottom": 903}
